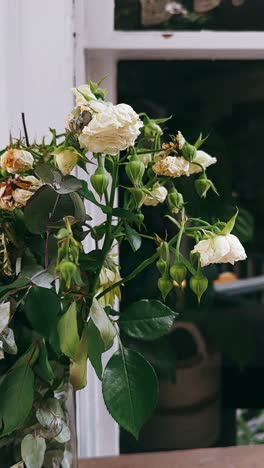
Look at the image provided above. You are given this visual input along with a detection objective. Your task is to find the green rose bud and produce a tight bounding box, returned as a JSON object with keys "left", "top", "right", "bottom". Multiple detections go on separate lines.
{"left": 167, "top": 192, "right": 184, "bottom": 214}
{"left": 170, "top": 263, "right": 187, "bottom": 286}
{"left": 181, "top": 142, "right": 197, "bottom": 162}
{"left": 91, "top": 167, "right": 109, "bottom": 199}
{"left": 190, "top": 274, "right": 208, "bottom": 303}
{"left": 158, "top": 275, "right": 173, "bottom": 301}
{"left": 156, "top": 258, "right": 167, "bottom": 275}
{"left": 125, "top": 154, "right": 145, "bottom": 187}
{"left": 59, "top": 260, "right": 77, "bottom": 289}
{"left": 129, "top": 188, "right": 145, "bottom": 208}
{"left": 133, "top": 213, "right": 145, "bottom": 226}
{"left": 55, "top": 228, "right": 69, "bottom": 240}
{"left": 195, "top": 177, "right": 218, "bottom": 199}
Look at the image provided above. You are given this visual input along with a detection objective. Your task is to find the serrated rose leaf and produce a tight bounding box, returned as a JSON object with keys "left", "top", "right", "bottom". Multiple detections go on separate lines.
{"left": 102, "top": 348, "right": 158, "bottom": 438}
{"left": 119, "top": 300, "right": 177, "bottom": 341}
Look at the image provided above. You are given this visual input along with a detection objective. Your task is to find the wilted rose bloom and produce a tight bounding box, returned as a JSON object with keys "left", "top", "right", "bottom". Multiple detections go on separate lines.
{"left": 20, "top": 175, "right": 42, "bottom": 191}
{"left": 12, "top": 188, "right": 33, "bottom": 207}
{"left": 191, "top": 234, "right": 247, "bottom": 267}
{"left": 152, "top": 150, "right": 216, "bottom": 178}
{"left": 54, "top": 149, "right": 78, "bottom": 175}
{"left": 143, "top": 184, "right": 168, "bottom": 207}
{"left": 0, "top": 177, "right": 41, "bottom": 211}
{"left": 1, "top": 149, "right": 34, "bottom": 174}
{"left": 78, "top": 101, "right": 143, "bottom": 155}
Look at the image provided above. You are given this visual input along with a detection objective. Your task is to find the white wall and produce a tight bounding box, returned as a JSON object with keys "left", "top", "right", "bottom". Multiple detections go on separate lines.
{"left": 0, "top": 0, "right": 74, "bottom": 146}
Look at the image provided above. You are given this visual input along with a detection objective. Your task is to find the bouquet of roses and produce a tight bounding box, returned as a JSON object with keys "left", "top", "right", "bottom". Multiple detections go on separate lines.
{"left": 0, "top": 80, "right": 246, "bottom": 467}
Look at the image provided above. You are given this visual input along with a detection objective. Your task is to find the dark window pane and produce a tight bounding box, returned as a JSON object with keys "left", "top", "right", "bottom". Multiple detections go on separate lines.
{"left": 115, "top": 0, "right": 264, "bottom": 31}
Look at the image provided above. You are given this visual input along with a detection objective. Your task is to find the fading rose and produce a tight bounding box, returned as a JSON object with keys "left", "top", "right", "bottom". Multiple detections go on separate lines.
{"left": 20, "top": 175, "right": 42, "bottom": 191}
{"left": 152, "top": 150, "right": 216, "bottom": 178}
{"left": 54, "top": 148, "right": 79, "bottom": 175}
{"left": 0, "top": 177, "right": 40, "bottom": 211}
{"left": 78, "top": 101, "right": 143, "bottom": 155}
{"left": 191, "top": 234, "right": 247, "bottom": 267}
{"left": 1, "top": 149, "right": 34, "bottom": 174}
{"left": 97, "top": 254, "right": 122, "bottom": 307}
{"left": 143, "top": 184, "right": 168, "bottom": 207}
{"left": 12, "top": 188, "right": 33, "bottom": 206}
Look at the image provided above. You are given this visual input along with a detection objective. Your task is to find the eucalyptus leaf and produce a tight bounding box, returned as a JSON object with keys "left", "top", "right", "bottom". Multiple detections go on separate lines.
{"left": 90, "top": 299, "right": 116, "bottom": 349}
{"left": 102, "top": 348, "right": 158, "bottom": 439}
{"left": 70, "top": 324, "right": 88, "bottom": 390}
{"left": 0, "top": 365, "right": 34, "bottom": 435}
{"left": 57, "top": 302, "right": 80, "bottom": 359}
{"left": 1, "top": 327, "right": 17, "bottom": 354}
{"left": 31, "top": 269, "right": 55, "bottom": 289}
{"left": 0, "top": 302, "right": 10, "bottom": 333}
{"left": 119, "top": 300, "right": 177, "bottom": 341}
{"left": 24, "top": 185, "right": 58, "bottom": 234}
{"left": 35, "top": 162, "right": 62, "bottom": 185}
{"left": 21, "top": 434, "right": 46, "bottom": 468}
{"left": 24, "top": 287, "right": 60, "bottom": 340}
{"left": 36, "top": 398, "right": 71, "bottom": 443}
{"left": 54, "top": 175, "right": 82, "bottom": 194}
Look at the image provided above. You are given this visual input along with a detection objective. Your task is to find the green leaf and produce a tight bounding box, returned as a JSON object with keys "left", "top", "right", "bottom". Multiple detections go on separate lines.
{"left": 0, "top": 365, "right": 34, "bottom": 435}
{"left": 221, "top": 210, "right": 238, "bottom": 236}
{"left": 24, "top": 185, "right": 58, "bottom": 234}
{"left": 0, "top": 302, "right": 10, "bottom": 333}
{"left": 21, "top": 434, "right": 46, "bottom": 468}
{"left": 87, "top": 319, "right": 105, "bottom": 379}
{"left": 70, "top": 324, "right": 88, "bottom": 390}
{"left": 119, "top": 300, "right": 177, "bottom": 341}
{"left": 13, "top": 343, "right": 39, "bottom": 369}
{"left": 24, "top": 287, "right": 60, "bottom": 340}
{"left": 69, "top": 192, "right": 86, "bottom": 223}
{"left": 194, "top": 133, "right": 209, "bottom": 149}
{"left": 125, "top": 223, "right": 142, "bottom": 252}
{"left": 0, "top": 277, "right": 30, "bottom": 300}
{"left": 90, "top": 299, "right": 116, "bottom": 349}
{"left": 34, "top": 340, "right": 54, "bottom": 385}
{"left": 57, "top": 302, "right": 80, "bottom": 359}
{"left": 102, "top": 348, "right": 158, "bottom": 438}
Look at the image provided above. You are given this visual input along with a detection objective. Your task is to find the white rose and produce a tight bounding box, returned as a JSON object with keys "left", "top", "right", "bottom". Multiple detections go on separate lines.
{"left": 78, "top": 101, "right": 143, "bottom": 155}
{"left": 1, "top": 149, "right": 34, "bottom": 174}
{"left": 189, "top": 150, "right": 217, "bottom": 174}
{"left": 152, "top": 150, "right": 216, "bottom": 178}
{"left": 54, "top": 149, "right": 78, "bottom": 175}
{"left": 143, "top": 184, "right": 168, "bottom": 207}
{"left": 191, "top": 234, "right": 247, "bottom": 267}
{"left": 71, "top": 84, "right": 97, "bottom": 106}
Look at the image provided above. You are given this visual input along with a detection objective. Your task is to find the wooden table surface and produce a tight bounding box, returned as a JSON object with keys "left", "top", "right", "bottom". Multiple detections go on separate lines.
{"left": 79, "top": 445, "right": 264, "bottom": 467}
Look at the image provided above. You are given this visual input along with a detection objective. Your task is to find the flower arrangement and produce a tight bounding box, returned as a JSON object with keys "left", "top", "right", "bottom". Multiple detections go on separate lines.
{"left": 0, "top": 79, "right": 246, "bottom": 467}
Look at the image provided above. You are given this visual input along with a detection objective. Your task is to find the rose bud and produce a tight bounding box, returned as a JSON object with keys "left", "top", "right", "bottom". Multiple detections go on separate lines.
{"left": 156, "top": 258, "right": 167, "bottom": 275}
{"left": 167, "top": 191, "right": 184, "bottom": 214}
{"left": 125, "top": 154, "right": 145, "bottom": 187}
{"left": 90, "top": 167, "right": 109, "bottom": 199}
{"left": 195, "top": 177, "right": 219, "bottom": 199}
{"left": 170, "top": 263, "right": 187, "bottom": 286}
{"left": 54, "top": 148, "right": 79, "bottom": 176}
{"left": 190, "top": 274, "right": 208, "bottom": 303}
{"left": 158, "top": 275, "right": 173, "bottom": 301}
